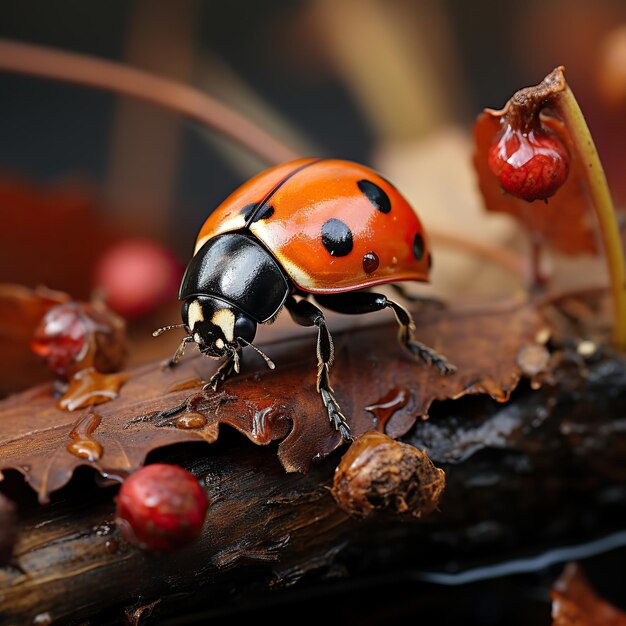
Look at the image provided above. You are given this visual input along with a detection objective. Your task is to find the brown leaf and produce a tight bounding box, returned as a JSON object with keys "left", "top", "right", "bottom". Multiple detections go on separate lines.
{"left": 552, "top": 563, "right": 626, "bottom": 625}
{"left": 473, "top": 67, "right": 597, "bottom": 255}
{"left": 0, "top": 284, "right": 69, "bottom": 395}
{"left": 0, "top": 298, "right": 546, "bottom": 503}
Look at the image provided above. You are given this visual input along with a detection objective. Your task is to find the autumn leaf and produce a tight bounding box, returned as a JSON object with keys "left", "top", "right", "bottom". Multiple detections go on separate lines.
{"left": 552, "top": 563, "right": 626, "bottom": 626}
{"left": 0, "top": 298, "right": 546, "bottom": 503}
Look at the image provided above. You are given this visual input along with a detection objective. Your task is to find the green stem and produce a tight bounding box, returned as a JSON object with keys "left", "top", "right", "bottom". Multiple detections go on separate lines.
{"left": 556, "top": 86, "right": 626, "bottom": 350}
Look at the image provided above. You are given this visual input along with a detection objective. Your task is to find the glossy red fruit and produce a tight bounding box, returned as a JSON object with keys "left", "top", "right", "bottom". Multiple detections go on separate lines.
{"left": 94, "top": 239, "right": 183, "bottom": 319}
{"left": 30, "top": 301, "right": 126, "bottom": 381}
{"left": 487, "top": 122, "right": 570, "bottom": 202}
{"left": 115, "top": 464, "right": 209, "bottom": 551}
{"left": 30, "top": 303, "right": 87, "bottom": 378}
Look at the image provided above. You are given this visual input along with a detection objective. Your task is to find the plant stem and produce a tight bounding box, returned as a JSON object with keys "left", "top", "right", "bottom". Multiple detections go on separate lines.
{"left": 556, "top": 86, "right": 626, "bottom": 349}
{"left": 428, "top": 228, "right": 528, "bottom": 281}
{"left": 0, "top": 40, "right": 300, "bottom": 166}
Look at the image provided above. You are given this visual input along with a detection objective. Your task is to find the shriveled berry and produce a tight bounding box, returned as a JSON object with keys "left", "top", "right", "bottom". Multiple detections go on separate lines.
{"left": 488, "top": 123, "right": 570, "bottom": 202}
{"left": 30, "top": 301, "right": 126, "bottom": 381}
{"left": 331, "top": 431, "right": 445, "bottom": 518}
{"left": 115, "top": 464, "right": 209, "bottom": 551}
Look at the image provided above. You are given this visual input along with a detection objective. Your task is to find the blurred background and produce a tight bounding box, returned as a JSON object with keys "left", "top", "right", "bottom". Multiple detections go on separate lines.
{"left": 3, "top": 3, "right": 626, "bottom": 623}
{"left": 2, "top": 0, "right": 626, "bottom": 390}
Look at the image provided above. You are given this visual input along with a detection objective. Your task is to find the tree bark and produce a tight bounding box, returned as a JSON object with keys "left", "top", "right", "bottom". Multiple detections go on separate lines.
{"left": 1, "top": 344, "right": 626, "bottom": 624}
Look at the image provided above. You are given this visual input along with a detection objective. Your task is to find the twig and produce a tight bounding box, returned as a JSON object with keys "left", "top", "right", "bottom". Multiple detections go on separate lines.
{"left": 555, "top": 81, "right": 626, "bottom": 349}
{"left": 0, "top": 40, "right": 300, "bottom": 166}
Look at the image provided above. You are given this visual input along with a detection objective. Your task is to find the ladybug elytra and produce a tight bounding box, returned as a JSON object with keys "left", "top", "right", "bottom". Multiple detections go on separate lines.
{"left": 155, "top": 158, "right": 454, "bottom": 439}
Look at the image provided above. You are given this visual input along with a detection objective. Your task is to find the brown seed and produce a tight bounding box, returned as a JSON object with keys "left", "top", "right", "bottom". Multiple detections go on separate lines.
{"left": 331, "top": 431, "right": 445, "bottom": 518}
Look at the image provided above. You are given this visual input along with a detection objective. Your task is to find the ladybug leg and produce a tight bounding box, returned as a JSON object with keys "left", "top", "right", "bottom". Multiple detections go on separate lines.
{"left": 203, "top": 351, "right": 240, "bottom": 392}
{"left": 162, "top": 335, "right": 194, "bottom": 369}
{"left": 314, "top": 292, "right": 456, "bottom": 375}
{"left": 285, "top": 297, "right": 352, "bottom": 441}
{"left": 387, "top": 299, "right": 456, "bottom": 374}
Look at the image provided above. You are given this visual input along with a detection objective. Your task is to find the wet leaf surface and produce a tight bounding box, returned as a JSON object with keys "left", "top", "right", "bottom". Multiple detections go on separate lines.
{"left": 473, "top": 67, "right": 597, "bottom": 255}
{"left": 0, "top": 298, "right": 546, "bottom": 502}
{"left": 552, "top": 563, "right": 626, "bottom": 625}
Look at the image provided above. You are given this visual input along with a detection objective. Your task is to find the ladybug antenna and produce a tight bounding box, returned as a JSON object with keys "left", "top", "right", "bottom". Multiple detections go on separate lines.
{"left": 152, "top": 323, "right": 187, "bottom": 337}
{"left": 238, "top": 337, "right": 275, "bottom": 370}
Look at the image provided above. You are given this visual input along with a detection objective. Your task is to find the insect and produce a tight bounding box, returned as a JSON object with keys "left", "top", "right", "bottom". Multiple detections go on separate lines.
{"left": 155, "top": 158, "right": 455, "bottom": 440}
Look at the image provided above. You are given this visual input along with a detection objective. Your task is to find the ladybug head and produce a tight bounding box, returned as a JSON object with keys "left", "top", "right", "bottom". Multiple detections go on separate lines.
{"left": 182, "top": 296, "right": 256, "bottom": 359}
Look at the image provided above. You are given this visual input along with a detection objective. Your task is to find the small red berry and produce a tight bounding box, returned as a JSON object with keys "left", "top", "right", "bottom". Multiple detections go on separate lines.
{"left": 30, "top": 303, "right": 87, "bottom": 378}
{"left": 115, "top": 464, "right": 209, "bottom": 551}
{"left": 94, "top": 239, "right": 183, "bottom": 318}
{"left": 487, "top": 122, "right": 570, "bottom": 202}
{"left": 30, "top": 301, "right": 126, "bottom": 381}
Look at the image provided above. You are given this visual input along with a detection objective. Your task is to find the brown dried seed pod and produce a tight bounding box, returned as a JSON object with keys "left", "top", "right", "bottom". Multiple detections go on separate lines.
{"left": 331, "top": 431, "right": 445, "bottom": 518}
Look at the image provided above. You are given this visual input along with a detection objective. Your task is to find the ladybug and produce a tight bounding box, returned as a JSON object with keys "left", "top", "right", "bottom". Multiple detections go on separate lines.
{"left": 155, "top": 158, "right": 454, "bottom": 440}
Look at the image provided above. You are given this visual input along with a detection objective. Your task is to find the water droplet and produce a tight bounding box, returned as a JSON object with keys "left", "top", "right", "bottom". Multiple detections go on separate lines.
{"left": 167, "top": 378, "right": 203, "bottom": 393}
{"left": 105, "top": 538, "right": 119, "bottom": 553}
{"left": 577, "top": 340, "right": 596, "bottom": 357}
{"left": 365, "top": 388, "right": 410, "bottom": 433}
{"left": 251, "top": 406, "right": 277, "bottom": 443}
{"left": 33, "top": 613, "right": 52, "bottom": 625}
{"left": 66, "top": 413, "right": 103, "bottom": 462}
{"left": 175, "top": 412, "right": 207, "bottom": 429}
{"left": 93, "top": 523, "right": 112, "bottom": 536}
{"left": 57, "top": 367, "right": 128, "bottom": 412}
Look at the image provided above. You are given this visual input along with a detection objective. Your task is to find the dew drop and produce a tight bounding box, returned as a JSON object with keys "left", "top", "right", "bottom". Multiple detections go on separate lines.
{"left": 365, "top": 388, "right": 410, "bottom": 433}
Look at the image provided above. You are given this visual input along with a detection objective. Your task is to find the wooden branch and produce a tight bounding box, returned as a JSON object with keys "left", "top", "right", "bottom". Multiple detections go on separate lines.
{"left": 1, "top": 345, "right": 625, "bottom": 623}
{"left": 1, "top": 293, "right": 625, "bottom": 623}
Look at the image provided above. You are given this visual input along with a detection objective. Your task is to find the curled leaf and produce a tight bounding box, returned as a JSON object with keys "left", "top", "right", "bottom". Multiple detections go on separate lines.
{"left": 552, "top": 562, "right": 626, "bottom": 625}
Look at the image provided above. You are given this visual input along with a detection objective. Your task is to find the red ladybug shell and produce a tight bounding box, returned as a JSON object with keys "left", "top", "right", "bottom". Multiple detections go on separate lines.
{"left": 194, "top": 158, "right": 431, "bottom": 293}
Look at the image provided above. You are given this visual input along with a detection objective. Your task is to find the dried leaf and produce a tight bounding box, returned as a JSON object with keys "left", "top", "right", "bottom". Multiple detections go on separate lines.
{"left": 0, "top": 298, "right": 546, "bottom": 502}
{"left": 0, "top": 284, "right": 69, "bottom": 395}
{"left": 552, "top": 563, "right": 626, "bottom": 625}
{"left": 473, "top": 67, "right": 597, "bottom": 255}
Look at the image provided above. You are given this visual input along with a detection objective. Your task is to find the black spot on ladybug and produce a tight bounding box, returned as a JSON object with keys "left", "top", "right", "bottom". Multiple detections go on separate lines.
{"left": 357, "top": 180, "right": 391, "bottom": 214}
{"left": 321, "top": 218, "right": 353, "bottom": 257}
{"left": 240, "top": 202, "right": 275, "bottom": 223}
{"left": 413, "top": 233, "right": 425, "bottom": 261}
{"left": 362, "top": 251, "right": 379, "bottom": 273}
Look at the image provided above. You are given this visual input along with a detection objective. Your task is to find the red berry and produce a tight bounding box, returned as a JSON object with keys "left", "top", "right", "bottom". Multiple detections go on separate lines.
{"left": 94, "top": 239, "right": 183, "bottom": 318}
{"left": 30, "top": 303, "right": 87, "bottom": 378}
{"left": 487, "top": 122, "right": 570, "bottom": 202}
{"left": 30, "top": 301, "right": 126, "bottom": 381}
{"left": 115, "top": 464, "right": 209, "bottom": 551}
